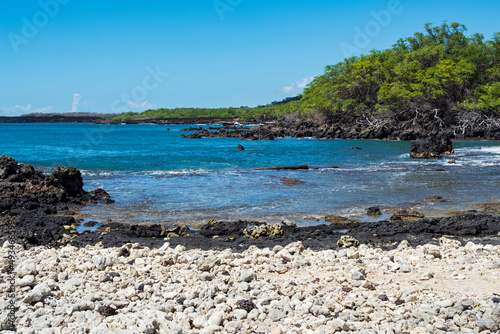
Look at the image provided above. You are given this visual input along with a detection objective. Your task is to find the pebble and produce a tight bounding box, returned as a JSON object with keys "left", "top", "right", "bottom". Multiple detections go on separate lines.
{"left": 16, "top": 261, "right": 37, "bottom": 278}
{"left": 351, "top": 270, "right": 365, "bottom": 280}
{"left": 240, "top": 269, "right": 256, "bottom": 282}
{"left": 207, "top": 311, "right": 224, "bottom": 326}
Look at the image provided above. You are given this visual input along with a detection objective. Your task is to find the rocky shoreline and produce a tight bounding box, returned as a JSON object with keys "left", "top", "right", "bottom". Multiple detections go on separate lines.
{"left": 1, "top": 156, "right": 500, "bottom": 332}
{"left": 0, "top": 155, "right": 113, "bottom": 249}
{"left": 0, "top": 116, "right": 244, "bottom": 126}
{"left": 2, "top": 155, "right": 500, "bottom": 252}
{"left": 181, "top": 120, "right": 500, "bottom": 141}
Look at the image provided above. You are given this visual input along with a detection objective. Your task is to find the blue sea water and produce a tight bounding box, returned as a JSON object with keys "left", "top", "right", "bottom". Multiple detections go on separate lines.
{"left": 1, "top": 123, "right": 499, "bottom": 225}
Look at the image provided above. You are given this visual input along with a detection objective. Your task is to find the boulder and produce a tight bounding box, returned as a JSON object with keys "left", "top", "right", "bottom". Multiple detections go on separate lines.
{"left": 236, "top": 144, "right": 245, "bottom": 151}
{"left": 52, "top": 166, "right": 85, "bottom": 196}
{"left": 367, "top": 206, "right": 381, "bottom": 216}
{"left": 410, "top": 132, "right": 454, "bottom": 159}
{"left": 0, "top": 155, "right": 113, "bottom": 248}
{"left": 280, "top": 177, "right": 305, "bottom": 185}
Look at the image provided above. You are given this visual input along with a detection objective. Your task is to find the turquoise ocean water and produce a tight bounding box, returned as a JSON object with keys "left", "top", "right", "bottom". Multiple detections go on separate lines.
{"left": 1, "top": 123, "right": 499, "bottom": 225}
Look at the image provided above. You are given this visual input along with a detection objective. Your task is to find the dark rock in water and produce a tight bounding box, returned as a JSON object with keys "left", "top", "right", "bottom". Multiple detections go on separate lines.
{"left": 367, "top": 207, "right": 381, "bottom": 216}
{"left": 83, "top": 221, "right": 99, "bottom": 227}
{"left": 280, "top": 177, "right": 305, "bottom": 185}
{"left": 257, "top": 164, "right": 309, "bottom": 171}
{"left": 428, "top": 196, "right": 446, "bottom": 203}
{"left": 90, "top": 188, "right": 111, "bottom": 200}
{"left": 350, "top": 146, "right": 362, "bottom": 150}
{"left": 52, "top": 166, "right": 86, "bottom": 196}
{"left": 410, "top": 132, "right": 454, "bottom": 159}
{"left": 390, "top": 210, "right": 425, "bottom": 222}
{"left": 101, "top": 198, "right": 115, "bottom": 205}
{"left": 237, "top": 144, "right": 245, "bottom": 151}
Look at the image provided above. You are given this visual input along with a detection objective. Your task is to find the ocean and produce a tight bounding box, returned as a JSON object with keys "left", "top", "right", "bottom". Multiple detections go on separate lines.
{"left": 1, "top": 123, "right": 499, "bottom": 226}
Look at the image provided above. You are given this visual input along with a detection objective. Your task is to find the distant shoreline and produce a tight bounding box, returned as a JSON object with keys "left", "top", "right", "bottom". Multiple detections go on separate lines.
{"left": 2, "top": 115, "right": 500, "bottom": 140}
{"left": 0, "top": 115, "right": 247, "bottom": 125}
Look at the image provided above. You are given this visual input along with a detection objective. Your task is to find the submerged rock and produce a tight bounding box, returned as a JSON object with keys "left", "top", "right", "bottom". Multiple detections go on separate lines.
{"left": 256, "top": 164, "right": 309, "bottom": 171}
{"left": 367, "top": 206, "right": 381, "bottom": 216}
{"left": 280, "top": 177, "right": 305, "bottom": 185}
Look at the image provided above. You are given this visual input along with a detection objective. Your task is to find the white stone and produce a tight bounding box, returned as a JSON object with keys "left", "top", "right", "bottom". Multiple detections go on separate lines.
{"left": 92, "top": 256, "right": 114, "bottom": 270}
{"left": 16, "top": 261, "right": 37, "bottom": 278}
{"left": 23, "top": 284, "right": 51, "bottom": 304}
{"left": 240, "top": 269, "right": 256, "bottom": 282}
{"left": 208, "top": 311, "right": 224, "bottom": 326}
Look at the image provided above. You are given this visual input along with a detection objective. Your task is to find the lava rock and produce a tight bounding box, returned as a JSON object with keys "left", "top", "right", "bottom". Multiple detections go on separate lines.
{"left": 52, "top": 166, "right": 85, "bottom": 196}
{"left": 367, "top": 206, "right": 381, "bottom": 216}
{"left": 410, "top": 132, "right": 454, "bottom": 159}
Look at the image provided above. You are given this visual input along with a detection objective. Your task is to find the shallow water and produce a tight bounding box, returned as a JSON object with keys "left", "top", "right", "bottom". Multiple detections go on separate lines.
{"left": 1, "top": 123, "right": 499, "bottom": 224}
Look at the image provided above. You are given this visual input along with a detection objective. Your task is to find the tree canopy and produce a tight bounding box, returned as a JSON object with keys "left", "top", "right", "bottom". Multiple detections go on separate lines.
{"left": 301, "top": 22, "right": 500, "bottom": 115}
{"left": 113, "top": 23, "right": 500, "bottom": 123}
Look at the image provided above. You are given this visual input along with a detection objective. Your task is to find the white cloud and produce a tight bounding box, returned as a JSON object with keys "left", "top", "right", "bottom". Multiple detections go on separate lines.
{"left": 127, "top": 100, "right": 157, "bottom": 110}
{"left": 0, "top": 104, "right": 53, "bottom": 116}
{"left": 13, "top": 104, "right": 33, "bottom": 113}
{"left": 281, "top": 76, "right": 315, "bottom": 94}
{"left": 71, "top": 93, "right": 82, "bottom": 113}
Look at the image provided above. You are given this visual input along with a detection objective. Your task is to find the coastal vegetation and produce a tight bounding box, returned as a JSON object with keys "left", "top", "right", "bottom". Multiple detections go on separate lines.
{"left": 111, "top": 22, "right": 500, "bottom": 131}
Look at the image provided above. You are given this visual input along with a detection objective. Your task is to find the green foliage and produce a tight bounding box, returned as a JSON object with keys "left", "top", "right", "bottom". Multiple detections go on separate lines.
{"left": 301, "top": 22, "right": 500, "bottom": 115}
{"left": 112, "top": 22, "right": 500, "bottom": 123}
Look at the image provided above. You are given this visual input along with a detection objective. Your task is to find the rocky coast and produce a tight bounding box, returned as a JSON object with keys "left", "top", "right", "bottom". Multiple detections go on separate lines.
{"left": 181, "top": 118, "right": 500, "bottom": 141}
{"left": 1, "top": 155, "right": 500, "bottom": 333}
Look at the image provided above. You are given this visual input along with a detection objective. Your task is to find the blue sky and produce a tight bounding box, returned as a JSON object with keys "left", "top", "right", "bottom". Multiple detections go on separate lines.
{"left": 1, "top": 0, "right": 500, "bottom": 116}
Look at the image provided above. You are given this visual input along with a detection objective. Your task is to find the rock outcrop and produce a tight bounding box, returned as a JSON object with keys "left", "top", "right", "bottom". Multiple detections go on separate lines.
{"left": 0, "top": 155, "right": 112, "bottom": 248}
{"left": 410, "top": 132, "right": 454, "bottom": 159}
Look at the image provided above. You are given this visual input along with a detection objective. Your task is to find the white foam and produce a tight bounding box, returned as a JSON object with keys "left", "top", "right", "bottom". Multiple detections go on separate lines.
{"left": 479, "top": 146, "right": 500, "bottom": 154}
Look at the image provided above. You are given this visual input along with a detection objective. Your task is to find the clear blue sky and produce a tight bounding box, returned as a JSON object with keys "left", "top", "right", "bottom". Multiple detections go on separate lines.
{"left": 1, "top": 0, "right": 499, "bottom": 115}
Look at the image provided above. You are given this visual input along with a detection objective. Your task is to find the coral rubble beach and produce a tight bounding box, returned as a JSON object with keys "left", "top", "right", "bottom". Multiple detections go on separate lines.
{"left": 1, "top": 155, "right": 500, "bottom": 333}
